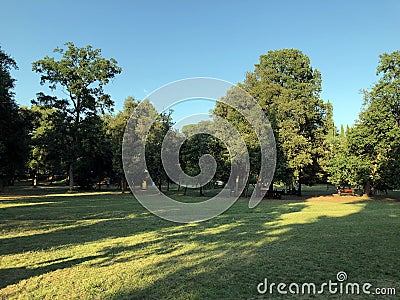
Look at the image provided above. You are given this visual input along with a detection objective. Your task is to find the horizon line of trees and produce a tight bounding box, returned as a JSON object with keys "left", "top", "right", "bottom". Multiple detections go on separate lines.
{"left": 1, "top": 43, "right": 399, "bottom": 195}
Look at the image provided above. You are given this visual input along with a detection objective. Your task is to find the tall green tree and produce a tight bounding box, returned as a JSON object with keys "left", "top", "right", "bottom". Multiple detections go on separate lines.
{"left": 29, "top": 94, "right": 68, "bottom": 184}
{"left": 74, "top": 114, "right": 114, "bottom": 189}
{"left": 105, "top": 96, "right": 140, "bottom": 192}
{"left": 30, "top": 93, "right": 113, "bottom": 189}
{"left": 328, "top": 51, "right": 400, "bottom": 193}
{"left": 218, "top": 49, "right": 329, "bottom": 195}
{"left": 122, "top": 99, "right": 157, "bottom": 190}
{"left": 181, "top": 121, "right": 230, "bottom": 195}
{"left": 32, "top": 42, "right": 122, "bottom": 191}
{"left": 213, "top": 87, "right": 262, "bottom": 193}
{"left": 0, "top": 47, "right": 31, "bottom": 187}
{"left": 145, "top": 110, "right": 174, "bottom": 191}
{"left": 326, "top": 125, "right": 366, "bottom": 187}
{"left": 349, "top": 51, "right": 400, "bottom": 192}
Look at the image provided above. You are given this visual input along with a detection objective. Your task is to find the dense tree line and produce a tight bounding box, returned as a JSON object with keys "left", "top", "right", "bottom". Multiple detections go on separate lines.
{"left": 0, "top": 48, "right": 31, "bottom": 189}
{"left": 0, "top": 43, "right": 399, "bottom": 195}
{"left": 215, "top": 49, "right": 332, "bottom": 195}
{"left": 327, "top": 51, "right": 400, "bottom": 193}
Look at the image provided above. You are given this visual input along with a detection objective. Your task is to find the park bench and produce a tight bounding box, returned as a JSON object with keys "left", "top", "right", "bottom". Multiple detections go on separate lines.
{"left": 338, "top": 186, "right": 363, "bottom": 196}
{"left": 339, "top": 187, "right": 355, "bottom": 196}
{"left": 260, "top": 187, "right": 284, "bottom": 199}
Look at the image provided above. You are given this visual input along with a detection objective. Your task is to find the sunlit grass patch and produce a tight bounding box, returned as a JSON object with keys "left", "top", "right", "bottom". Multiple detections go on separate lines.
{"left": 0, "top": 191, "right": 399, "bottom": 299}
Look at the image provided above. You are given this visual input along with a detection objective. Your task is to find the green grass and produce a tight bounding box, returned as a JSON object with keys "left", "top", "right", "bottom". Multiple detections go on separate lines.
{"left": 0, "top": 188, "right": 399, "bottom": 299}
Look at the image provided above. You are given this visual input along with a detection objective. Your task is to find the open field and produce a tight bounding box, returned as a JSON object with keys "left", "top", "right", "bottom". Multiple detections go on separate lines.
{"left": 0, "top": 187, "right": 399, "bottom": 299}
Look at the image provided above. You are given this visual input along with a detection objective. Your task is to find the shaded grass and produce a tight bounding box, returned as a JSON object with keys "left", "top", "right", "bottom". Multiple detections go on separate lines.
{"left": 0, "top": 188, "right": 399, "bottom": 299}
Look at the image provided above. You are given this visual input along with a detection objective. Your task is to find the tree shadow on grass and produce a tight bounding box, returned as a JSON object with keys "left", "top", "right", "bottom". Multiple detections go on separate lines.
{"left": 109, "top": 199, "right": 399, "bottom": 299}
{"left": 2, "top": 193, "right": 399, "bottom": 299}
{"left": 0, "top": 255, "right": 103, "bottom": 289}
{"left": 0, "top": 196, "right": 307, "bottom": 291}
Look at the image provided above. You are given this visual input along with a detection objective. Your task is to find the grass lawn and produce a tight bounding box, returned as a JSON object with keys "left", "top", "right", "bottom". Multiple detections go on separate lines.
{"left": 0, "top": 187, "right": 399, "bottom": 299}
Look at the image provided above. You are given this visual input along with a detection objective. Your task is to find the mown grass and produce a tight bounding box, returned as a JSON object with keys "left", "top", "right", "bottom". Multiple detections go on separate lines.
{"left": 0, "top": 187, "right": 399, "bottom": 299}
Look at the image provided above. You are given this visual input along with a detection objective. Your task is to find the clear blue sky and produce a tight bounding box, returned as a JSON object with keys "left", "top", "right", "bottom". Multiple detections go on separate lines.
{"left": 1, "top": 0, "right": 399, "bottom": 128}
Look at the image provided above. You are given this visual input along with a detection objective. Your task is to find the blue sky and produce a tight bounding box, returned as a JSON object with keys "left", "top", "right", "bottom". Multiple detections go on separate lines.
{"left": 1, "top": 0, "right": 399, "bottom": 128}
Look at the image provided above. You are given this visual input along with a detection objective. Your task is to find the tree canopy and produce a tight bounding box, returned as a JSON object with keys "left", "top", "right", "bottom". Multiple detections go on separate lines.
{"left": 0, "top": 47, "right": 31, "bottom": 187}
{"left": 1, "top": 43, "right": 400, "bottom": 196}
{"left": 327, "top": 51, "right": 400, "bottom": 192}
{"left": 215, "top": 49, "right": 330, "bottom": 195}
{"left": 32, "top": 42, "right": 122, "bottom": 190}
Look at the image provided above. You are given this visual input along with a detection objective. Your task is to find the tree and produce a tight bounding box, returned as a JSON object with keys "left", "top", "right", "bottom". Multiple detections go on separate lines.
{"left": 32, "top": 42, "right": 122, "bottom": 191}
{"left": 219, "top": 49, "right": 330, "bottom": 195}
{"left": 30, "top": 93, "right": 114, "bottom": 189}
{"left": 328, "top": 51, "right": 400, "bottom": 193}
{"left": 145, "top": 110, "right": 174, "bottom": 191}
{"left": 326, "top": 126, "right": 367, "bottom": 187}
{"left": 29, "top": 94, "right": 68, "bottom": 185}
{"left": 74, "top": 114, "right": 114, "bottom": 189}
{"left": 213, "top": 87, "right": 263, "bottom": 194}
{"left": 105, "top": 96, "right": 140, "bottom": 192}
{"left": 0, "top": 47, "right": 31, "bottom": 187}
{"left": 180, "top": 121, "right": 230, "bottom": 196}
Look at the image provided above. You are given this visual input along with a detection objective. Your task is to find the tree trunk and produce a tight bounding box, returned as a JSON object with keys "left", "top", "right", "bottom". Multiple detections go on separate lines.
{"left": 121, "top": 178, "right": 126, "bottom": 193}
{"left": 244, "top": 182, "right": 249, "bottom": 197}
{"left": 297, "top": 181, "right": 302, "bottom": 196}
{"left": 68, "top": 163, "right": 74, "bottom": 192}
{"left": 33, "top": 174, "right": 37, "bottom": 188}
{"left": 184, "top": 186, "right": 187, "bottom": 195}
{"left": 364, "top": 181, "right": 371, "bottom": 196}
{"left": 268, "top": 179, "right": 274, "bottom": 192}
{"left": 167, "top": 178, "right": 170, "bottom": 191}
{"left": 199, "top": 185, "right": 204, "bottom": 196}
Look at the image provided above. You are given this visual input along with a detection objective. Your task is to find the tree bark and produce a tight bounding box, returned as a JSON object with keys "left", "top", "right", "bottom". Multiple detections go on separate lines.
{"left": 33, "top": 174, "right": 37, "bottom": 188}
{"left": 68, "top": 163, "right": 74, "bottom": 192}
{"left": 268, "top": 179, "right": 274, "bottom": 192}
{"left": 121, "top": 178, "right": 126, "bottom": 193}
{"left": 297, "top": 181, "right": 302, "bottom": 196}
{"left": 364, "top": 181, "right": 371, "bottom": 196}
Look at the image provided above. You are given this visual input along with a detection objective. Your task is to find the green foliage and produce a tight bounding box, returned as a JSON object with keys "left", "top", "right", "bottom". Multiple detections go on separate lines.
{"left": 145, "top": 109, "right": 175, "bottom": 190}
{"left": 122, "top": 99, "right": 158, "bottom": 187}
{"left": 105, "top": 96, "right": 139, "bottom": 182}
{"left": 327, "top": 50, "right": 400, "bottom": 190}
{"left": 180, "top": 121, "right": 231, "bottom": 194}
{"left": 32, "top": 42, "right": 122, "bottom": 116}
{"left": 215, "top": 88, "right": 261, "bottom": 181}
{"left": 29, "top": 96, "right": 68, "bottom": 178}
{"left": 326, "top": 131, "right": 367, "bottom": 186}
{"left": 216, "top": 49, "right": 330, "bottom": 192}
{"left": 0, "top": 47, "right": 31, "bottom": 185}
{"left": 353, "top": 51, "right": 400, "bottom": 189}
{"left": 32, "top": 42, "right": 122, "bottom": 190}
